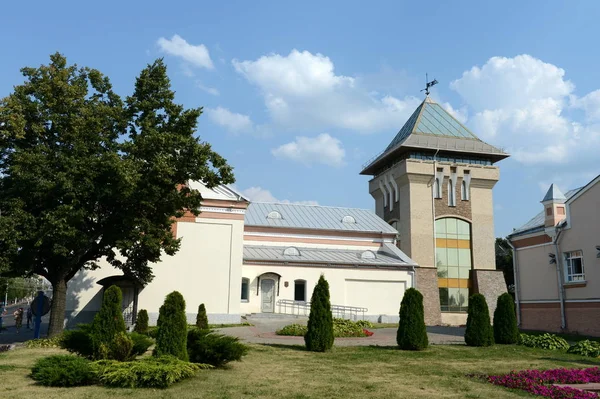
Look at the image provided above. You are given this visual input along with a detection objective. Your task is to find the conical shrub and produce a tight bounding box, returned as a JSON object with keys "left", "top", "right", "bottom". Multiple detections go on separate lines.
{"left": 304, "top": 275, "right": 334, "bottom": 352}
{"left": 154, "top": 291, "right": 189, "bottom": 361}
{"left": 90, "top": 285, "right": 126, "bottom": 357}
{"left": 133, "top": 309, "right": 149, "bottom": 335}
{"left": 396, "top": 288, "right": 428, "bottom": 350}
{"left": 464, "top": 293, "right": 494, "bottom": 347}
{"left": 493, "top": 293, "right": 519, "bottom": 344}
{"left": 196, "top": 304, "right": 209, "bottom": 330}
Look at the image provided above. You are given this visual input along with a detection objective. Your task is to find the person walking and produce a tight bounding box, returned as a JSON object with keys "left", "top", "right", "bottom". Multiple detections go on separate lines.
{"left": 26, "top": 306, "right": 33, "bottom": 329}
{"left": 14, "top": 307, "right": 24, "bottom": 333}
{"left": 0, "top": 303, "right": 5, "bottom": 334}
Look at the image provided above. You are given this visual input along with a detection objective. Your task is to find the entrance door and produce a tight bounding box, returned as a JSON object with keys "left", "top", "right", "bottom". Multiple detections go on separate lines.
{"left": 120, "top": 286, "right": 135, "bottom": 327}
{"left": 261, "top": 279, "right": 275, "bottom": 313}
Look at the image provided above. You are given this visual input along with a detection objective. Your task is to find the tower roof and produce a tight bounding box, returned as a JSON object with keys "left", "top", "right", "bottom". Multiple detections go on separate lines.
{"left": 542, "top": 184, "right": 566, "bottom": 202}
{"left": 360, "top": 97, "right": 509, "bottom": 175}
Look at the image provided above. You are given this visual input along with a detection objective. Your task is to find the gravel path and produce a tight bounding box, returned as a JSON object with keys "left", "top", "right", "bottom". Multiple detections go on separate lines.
{"left": 218, "top": 317, "right": 465, "bottom": 346}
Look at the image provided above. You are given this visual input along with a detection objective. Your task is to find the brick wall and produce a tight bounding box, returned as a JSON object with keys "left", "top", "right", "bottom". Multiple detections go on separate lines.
{"left": 472, "top": 269, "right": 507, "bottom": 317}
{"left": 435, "top": 176, "right": 472, "bottom": 220}
{"left": 520, "top": 302, "right": 600, "bottom": 337}
{"left": 416, "top": 267, "right": 442, "bottom": 325}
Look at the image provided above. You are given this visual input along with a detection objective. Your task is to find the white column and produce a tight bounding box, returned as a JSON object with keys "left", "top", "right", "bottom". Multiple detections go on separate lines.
{"left": 378, "top": 180, "right": 388, "bottom": 207}
{"left": 384, "top": 175, "right": 394, "bottom": 211}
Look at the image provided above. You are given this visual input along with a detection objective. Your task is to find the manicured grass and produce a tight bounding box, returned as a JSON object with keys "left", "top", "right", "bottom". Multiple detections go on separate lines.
{"left": 210, "top": 322, "right": 253, "bottom": 329}
{"left": 372, "top": 323, "right": 398, "bottom": 329}
{"left": 1, "top": 343, "right": 599, "bottom": 398}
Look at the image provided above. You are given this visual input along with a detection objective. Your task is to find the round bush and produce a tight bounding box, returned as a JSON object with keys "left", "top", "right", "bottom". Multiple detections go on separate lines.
{"left": 154, "top": 291, "right": 189, "bottom": 361}
{"left": 187, "top": 329, "right": 249, "bottom": 367}
{"left": 60, "top": 324, "right": 95, "bottom": 358}
{"left": 464, "top": 293, "right": 494, "bottom": 347}
{"left": 493, "top": 293, "right": 519, "bottom": 344}
{"left": 196, "top": 303, "right": 209, "bottom": 330}
{"left": 304, "top": 275, "right": 334, "bottom": 352}
{"left": 134, "top": 309, "right": 149, "bottom": 335}
{"left": 396, "top": 288, "right": 428, "bottom": 350}
{"left": 31, "top": 355, "right": 97, "bottom": 387}
{"left": 90, "top": 285, "right": 126, "bottom": 358}
{"left": 519, "top": 333, "right": 570, "bottom": 350}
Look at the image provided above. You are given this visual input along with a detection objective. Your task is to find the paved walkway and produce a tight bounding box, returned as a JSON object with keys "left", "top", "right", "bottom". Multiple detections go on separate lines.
{"left": 218, "top": 316, "right": 465, "bottom": 346}
{"left": 0, "top": 304, "right": 50, "bottom": 346}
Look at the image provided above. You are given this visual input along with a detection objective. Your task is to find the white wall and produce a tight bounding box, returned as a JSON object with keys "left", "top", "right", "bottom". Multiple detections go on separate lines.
{"left": 240, "top": 264, "right": 412, "bottom": 321}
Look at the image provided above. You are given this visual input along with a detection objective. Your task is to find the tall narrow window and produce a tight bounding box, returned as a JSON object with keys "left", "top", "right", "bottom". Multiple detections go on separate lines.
{"left": 241, "top": 278, "right": 249, "bottom": 302}
{"left": 433, "top": 178, "right": 441, "bottom": 198}
{"left": 294, "top": 280, "right": 306, "bottom": 302}
{"left": 564, "top": 251, "right": 585, "bottom": 282}
{"left": 461, "top": 180, "right": 469, "bottom": 201}
{"left": 448, "top": 180, "right": 456, "bottom": 207}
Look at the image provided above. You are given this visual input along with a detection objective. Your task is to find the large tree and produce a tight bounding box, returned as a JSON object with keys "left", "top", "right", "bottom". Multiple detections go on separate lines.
{"left": 495, "top": 237, "right": 514, "bottom": 291}
{"left": 0, "top": 53, "right": 233, "bottom": 336}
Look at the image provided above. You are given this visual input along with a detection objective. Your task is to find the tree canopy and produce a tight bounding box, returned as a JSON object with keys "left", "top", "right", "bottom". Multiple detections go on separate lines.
{"left": 0, "top": 53, "right": 234, "bottom": 335}
{"left": 495, "top": 238, "right": 514, "bottom": 291}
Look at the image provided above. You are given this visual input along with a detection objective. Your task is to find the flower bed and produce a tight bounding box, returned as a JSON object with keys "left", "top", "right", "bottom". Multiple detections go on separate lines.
{"left": 488, "top": 367, "right": 600, "bottom": 398}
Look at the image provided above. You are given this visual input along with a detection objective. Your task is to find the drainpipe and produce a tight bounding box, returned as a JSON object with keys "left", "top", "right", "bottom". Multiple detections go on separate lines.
{"left": 553, "top": 224, "right": 566, "bottom": 330}
{"left": 506, "top": 239, "right": 520, "bottom": 326}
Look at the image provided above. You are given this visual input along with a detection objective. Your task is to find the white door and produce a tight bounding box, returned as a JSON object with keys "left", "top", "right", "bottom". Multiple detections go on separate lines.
{"left": 261, "top": 279, "right": 275, "bottom": 313}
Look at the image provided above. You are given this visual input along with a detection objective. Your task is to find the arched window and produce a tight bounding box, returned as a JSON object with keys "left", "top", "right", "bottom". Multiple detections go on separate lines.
{"left": 241, "top": 278, "right": 250, "bottom": 302}
{"left": 461, "top": 180, "right": 469, "bottom": 201}
{"left": 448, "top": 180, "right": 456, "bottom": 207}
{"left": 283, "top": 247, "right": 301, "bottom": 256}
{"left": 433, "top": 178, "right": 441, "bottom": 199}
{"left": 341, "top": 215, "right": 356, "bottom": 224}
{"left": 267, "top": 211, "right": 282, "bottom": 219}
{"left": 294, "top": 279, "right": 307, "bottom": 301}
{"left": 435, "top": 218, "right": 471, "bottom": 313}
{"left": 360, "top": 250, "right": 377, "bottom": 260}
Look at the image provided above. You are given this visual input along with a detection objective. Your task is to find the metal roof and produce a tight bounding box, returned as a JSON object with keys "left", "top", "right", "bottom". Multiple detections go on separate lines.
{"left": 361, "top": 97, "right": 508, "bottom": 175}
{"left": 509, "top": 187, "right": 581, "bottom": 238}
{"left": 243, "top": 245, "right": 411, "bottom": 267}
{"left": 245, "top": 202, "right": 398, "bottom": 234}
{"left": 542, "top": 184, "right": 566, "bottom": 202}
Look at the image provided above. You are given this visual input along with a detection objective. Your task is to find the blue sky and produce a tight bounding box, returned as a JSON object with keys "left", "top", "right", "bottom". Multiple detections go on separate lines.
{"left": 2, "top": 0, "right": 600, "bottom": 237}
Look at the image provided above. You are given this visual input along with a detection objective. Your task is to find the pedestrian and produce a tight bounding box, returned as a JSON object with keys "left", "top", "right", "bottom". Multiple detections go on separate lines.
{"left": 26, "top": 306, "right": 33, "bottom": 329}
{"left": 0, "top": 303, "right": 5, "bottom": 334}
{"left": 14, "top": 307, "right": 24, "bottom": 333}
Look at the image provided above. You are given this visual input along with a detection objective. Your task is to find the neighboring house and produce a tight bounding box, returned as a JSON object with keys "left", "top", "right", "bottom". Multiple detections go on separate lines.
{"left": 508, "top": 176, "right": 600, "bottom": 336}
{"left": 63, "top": 95, "right": 508, "bottom": 328}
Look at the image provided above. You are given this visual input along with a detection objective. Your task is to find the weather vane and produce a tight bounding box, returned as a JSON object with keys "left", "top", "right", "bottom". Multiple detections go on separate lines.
{"left": 420, "top": 73, "right": 438, "bottom": 96}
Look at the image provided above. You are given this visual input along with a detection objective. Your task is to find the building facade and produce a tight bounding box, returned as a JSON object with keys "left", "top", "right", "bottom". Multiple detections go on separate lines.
{"left": 508, "top": 176, "right": 600, "bottom": 337}
{"left": 360, "top": 96, "right": 509, "bottom": 324}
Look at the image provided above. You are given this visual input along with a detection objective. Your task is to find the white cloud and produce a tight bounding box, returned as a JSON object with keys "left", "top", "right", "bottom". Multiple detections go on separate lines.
{"left": 442, "top": 102, "right": 468, "bottom": 124}
{"left": 240, "top": 186, "right": 318, "bottom": 205}
{"left": 233, "top": 49, "right": 421, "bottom": 133}
{"left": 450, "top": 54, "right": 600, "bottom": 166}
{"left": 197, "top": 82, "right": 219, "bottom": 96}
{"left": 271, "top": 134, "right": 345, "bottom": 167}
{"left": 205, "top": 107, "right": 253, "bottom": 133}
{"left": 571, "top": 89, "right": 600, "bottom": 122}
{"left": 157, "top": 34, "right": 214, "bottom": 69}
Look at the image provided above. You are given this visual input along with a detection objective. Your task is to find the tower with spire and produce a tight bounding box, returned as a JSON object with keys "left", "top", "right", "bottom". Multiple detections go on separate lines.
{"left": 361, "top": 92, "right": 509, "bottom": 325}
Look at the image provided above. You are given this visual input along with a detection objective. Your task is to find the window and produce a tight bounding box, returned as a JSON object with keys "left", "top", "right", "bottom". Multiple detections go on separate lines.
{"left": 294, "top": 280, "right": 306, "bottom": 301}
{"left": 461, "top": 180, "right": 469, "bottom": 201}
{"left": 360, "top": 250, "right": 377, "bottom": 260}
{"left": 546, "top": 207, "right": 552, "bottom": 216}
{"left": 341, "top": 215, "right": 356, "bottom": 224}
{"left": 433, "top": 178, "right": 442, "bottom": 198}
{"left": 557, "top": 206, "right": 565, "bottom": 215}
{"left": 564, "top": 251, "right": 585, "bottom": 282}
{"left": 267, "top": 211, "right": 282, "bottom": 219}
{"left": 448, "top": 180, "right": 456, "bottom": 207}
{"left": 241, "top": 278, "right": 249, "bottom": 302}
{"left": 283, "top": 247, "right": 300, "bottom": 256}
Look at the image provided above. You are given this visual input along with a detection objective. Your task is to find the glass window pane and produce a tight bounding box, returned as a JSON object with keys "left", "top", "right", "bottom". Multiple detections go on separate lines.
{"left": 436, "top": 248, "right": 447, "bottom": 267}
{"left": 294, "top": 281, "right": 306, "bottom": 301}
{"left": 448, "top": 267, "right": 459, "bottom": 278}
{"left": 459, "top": 267, "right": 470, "bottom": 279}
{"left": 447, "top": 248, "right": 459, "bottom": 266}
{"left": 439, "top": 288, "right": 449, "bottom": 309}
{"left": 241, "top": 279, "right": 249, "bottom": 301}
{"left": 458, "top": 288, "right": 469, "bottom": 311}
{"left": 436, "top": 219, "right": 446, "bottom": 234}
{"left": 458, "top": 249, "right": 471, "bottom": 267}
{"left": 437, "top": 266, "right": 448, "bottom": 278}
{"left": 447, "top": 218, "right": 458, "bottom": 235}
{"left": 448, "top": 288, "right": 460, "bottom": 312}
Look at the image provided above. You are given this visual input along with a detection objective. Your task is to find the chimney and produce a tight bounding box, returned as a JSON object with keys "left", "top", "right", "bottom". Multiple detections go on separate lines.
{"left": 541, "top": 184, "right": 567, "bottom": 228}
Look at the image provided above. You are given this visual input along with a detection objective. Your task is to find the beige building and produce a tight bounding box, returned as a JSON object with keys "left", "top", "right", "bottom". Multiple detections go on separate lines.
{"left": 360, "top": 96, "right": 509, "bottom": 324}
{"left": 508, "top": 175, "right": 600, "bottom": 336}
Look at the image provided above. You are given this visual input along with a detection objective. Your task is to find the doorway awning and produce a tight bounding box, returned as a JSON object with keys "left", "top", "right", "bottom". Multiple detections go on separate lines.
{"left": 96, "top": 275, "right": 143, "bottom": 289}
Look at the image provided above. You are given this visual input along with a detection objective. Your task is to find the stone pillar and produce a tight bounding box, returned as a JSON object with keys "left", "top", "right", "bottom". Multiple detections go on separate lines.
{"left": 415, "top": 267, "right": 442, "bottom": 325}
{"left": 471, "top": 270, "right": 507, "bottom": 319}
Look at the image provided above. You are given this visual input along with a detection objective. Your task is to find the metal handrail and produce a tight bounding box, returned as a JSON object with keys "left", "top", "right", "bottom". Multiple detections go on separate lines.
{"left": 276, "top": 299, "right": 368, "bottom": 320}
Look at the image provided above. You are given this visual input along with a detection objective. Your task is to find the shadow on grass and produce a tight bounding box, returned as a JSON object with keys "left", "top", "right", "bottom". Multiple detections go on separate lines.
{"left": 539, "top": 356, "right": 600, "bottom": 366}
{"left": 258, "top": 343, "right": 308, "bottom": 352}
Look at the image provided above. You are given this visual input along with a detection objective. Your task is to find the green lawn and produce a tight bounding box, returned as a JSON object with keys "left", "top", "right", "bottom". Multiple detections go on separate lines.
{"left": 0, "top": 344, "right": 598, "bottom": 398}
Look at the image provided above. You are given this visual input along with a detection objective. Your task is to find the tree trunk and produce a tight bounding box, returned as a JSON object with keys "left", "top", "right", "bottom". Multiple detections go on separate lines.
{"left": 47, "top": 278, "right": 67, "bottom": 337}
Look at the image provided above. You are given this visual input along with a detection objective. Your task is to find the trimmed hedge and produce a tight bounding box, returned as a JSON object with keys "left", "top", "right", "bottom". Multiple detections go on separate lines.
{"left": 31, "top": 355, "right": 97, "bottom": 387}
{"left": 61, "top": 325, "right": 95, "bottom": 358}
{"left": 95, "top": 356, "right": 209, "bottom": 389}
{"left": 493, "top": 293, "right": 519, "bottom": 344}
{"left": 134, "top": 309, "right": 149, "bottom": 335}
{"left": 304, "top": 275, "right": 334, "bottom": 352}
{"left": 277, "top": 319, "right": 373, "bottom": 338}
{"left": 396, "top": 288, "right": 428, "bottom": 351}
{"left": 464, "top": 294, "right": 494, "bottom": 347}
{"left": 187, "top": 329, "right": 249, "bottom": 367}
{"left": 196, "top": 304, "right": 209, "bottom": 330}
{"left": 154, "top": 291, "right": 189, "bottom": 361}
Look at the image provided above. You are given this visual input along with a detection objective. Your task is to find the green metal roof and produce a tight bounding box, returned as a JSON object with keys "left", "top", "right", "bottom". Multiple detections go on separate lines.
{"left": 385, "top": 97, "right": 479, "bottom": 151}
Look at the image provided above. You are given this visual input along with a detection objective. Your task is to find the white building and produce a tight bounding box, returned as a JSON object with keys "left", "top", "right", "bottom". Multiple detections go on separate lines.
{"left": 65, "top": 181, "right": 416, "bottom": 326}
